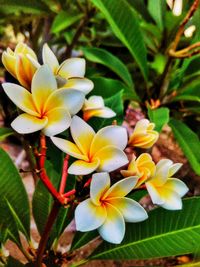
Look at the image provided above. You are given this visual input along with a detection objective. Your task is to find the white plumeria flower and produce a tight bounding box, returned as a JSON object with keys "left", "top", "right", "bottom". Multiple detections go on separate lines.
{"left": 82, "top": 95, "right": 116, "bottom": 121}
{"left": 41, "top": 43, "right": 94, "bottom": 94}
{"left": 51, "top": 116, "right": 128, "bottom": 175}
{"left": 146, "top": 159, "right": 189, "bottom": 210}
{"left": 2, "top": 65, "right": 85, "bottom": 136}
{"left": 75, "top": 172, "right": 148, "bottom": 244}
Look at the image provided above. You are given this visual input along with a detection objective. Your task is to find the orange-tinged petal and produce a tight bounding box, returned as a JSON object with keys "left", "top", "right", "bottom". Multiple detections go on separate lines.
{"left": 145, "top": 182, "right": 165, "bottom": 205}
{"left": 42, "top": 43, "right": 59, "bottom": 74}
{"left": 75, "top": 199, "right": 107, "bottom": 232}
{"left": 51, "top": 136, "right": 87, "bottom": 161}
{"left": 2, "top": 83, "right": 38, "bottom": 116}
{"left": 62, "top": 77, "right": 94, "bottom": 94}
{"left": 90, "top": 126, "right": 127, "bottom": 156}
{"left": 68, "top": 158, "right": 100, "bottom": 175}
{"left": 104, "top": 177, "right": 138, "bottom": 199}
{"left": 83, "top": 107, "right": 116, "bottom": 121}
{"left": 95, "top": 146, "right": 128, "bottom": 173}
{"left": 90, "top": 172, "right": 111, "bottom": 206}
{"left": 2, "top": 51, "right": 16, "bottom": 77}
{"left": 57, "top": 58, "right": 86, "bottom": 78}
{"left": 15, "top": 42, "right": 37, "bottom": 59}
{"left": 98, "top": 203, "right": 125, "bottom": 244}
{"left": 11, "top": 113, "right": 48, "bottom": 134}
{"left": 151, "top": 159, "right": 172, "bottom": 186}
{"left": 164, "top": 178, "right": 188, "bottom": 197}
{"left": 42, "top": 107, "right": 71, "bottom": 136}
{"left": 70, "top": 116, "right": 95, "bottom": 155}
{"left": 31, "top": 65, "right": 57, "bottom": 113}
{"left": 84, "top": 96, "right": 104, "bottom": 109}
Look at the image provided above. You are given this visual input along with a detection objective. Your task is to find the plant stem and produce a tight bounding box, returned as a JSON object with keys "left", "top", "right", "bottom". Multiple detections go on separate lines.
{"left": 35, "top": 201, "right": 61, "bottom": 267}
{"left": 59, "top": 154, "right": 70, "bottom": 194}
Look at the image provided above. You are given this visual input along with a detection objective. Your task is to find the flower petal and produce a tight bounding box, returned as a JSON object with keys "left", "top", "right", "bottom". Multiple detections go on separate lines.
{"left": 83, "top": 107, "right": 116, "bottom": 121}
{"left": 58, "top": 58, "right": 86, "bottom": 78}
{"left": 164, "top": 178, "right": 188, "bottom": 197}
{"left": 68, "top": 158, "right": 100, "bottom": 175}
{"left": 70, "top": 116, "right": 95, "bottom": 155}
{"left": 62, "top": 78, "right": 94, "bottom": 94}
{"left": 75, "top": 199, "right": 107, "bottom": 231}
{"left": 31, "top": 65, "right": 57, "bottom": 112}
{"left": 159, "top": 190, "right": 183, "bottom": 210}
{"left": 90, "top": 172, "right": 111, "bottom": 206}
{"left": 11, "top": 113, "right": 48, "bottom": 134}
{"left": 84, "top": 96, "right": 105, "bottom": 109}
{"left": 108, "top": 197, "right": 148, "bottom": 223}
{"left": 168, "top": 163, "right": 182, "bottom": 177}
{"left": 42, "top": 107, "right": 71, "bottom": 136}
{"left": 151, "top": 159, "right": 173, "bottom": 186}
{"left": 51, "top": 137, "right": 87, "bottom": 160}
{"left": 95, "top": 146, "right": 128, "bottom": 173}
{"left": 104, "top": 177, "right": 139, "bottom": 199}
{"left": 98, "top": 203, "right": 125, "bottom": 244}
{"left": 15, "top": 42, "right": 37, "bottom": 59}
{"left": 145, "top": 182, "right": 164, "bottom": 205}
{"left": 2, "top": 83, "right": 38, "bottom": 116}
{"left": 44, "top": 89, "right": 85, "bottom": 115}
{"left": 2, "top": 51, "right": 16, "bottom": 77}
{"left": 90, "top": 126, "right": 128, "bottom": 155}
{"left": 42, "top": 43, "right": 59, "bottom": 74}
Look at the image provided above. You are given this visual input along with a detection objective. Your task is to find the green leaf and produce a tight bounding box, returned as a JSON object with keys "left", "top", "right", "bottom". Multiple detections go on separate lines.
{"left": 91, "top": 0, "right": 148, "bottom": 80}
{"left": 0, "top": 148, "right": 30, "bottom": 241}
{"left": 89, "top": 77, "right": 139, "bottom": 101}
{"left": 0, "top": 128, "right": 14, "bottom": 141}
{"left": 148, "top": 0, "right": 166, "bottom": 31}
{"left": 89, "top": 90, "right": 124, "bottom": 131}
{"left": 147, "top": 107, "right": 170, "bottom": 132}
{"left": 0, "top": 0, "right": 49, "bottom": 14}
{"left": 51, "top": 12, "right": 83, "bottom": 34}
{"left": 6, "top": 257, "right": 25, "bottom": 266}
{"left": 71, "top": 230, "right": 99, "bottom": 251}
{"left": 91, "top": 197, "right": 200, "bottom": 260}
{"left": 169, "top": 119, "right": 200, "bottom": 175}
{"left": 83, "top": 47, "right": 133, "bottom": 88}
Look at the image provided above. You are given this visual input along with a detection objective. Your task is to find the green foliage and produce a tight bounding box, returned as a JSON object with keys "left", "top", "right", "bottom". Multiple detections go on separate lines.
{"left": 91, "top": 197, "right": 200, "bottom": 260}
{"left": 148, "top": 107, "right": 170, "bottom": 132}
{"left": 148, "top": 0, "right": 166, "bottom": 31}
{"left": 169, "top": 119, "right": 200, "bottom": 175}
{"left": 0, "top": 148, "right": 30, "bottom": 243}
{"left": 0, "top": 128, "right": 14, "bottom": 141}
{"left": 91, "top": 0, "right": 148, "bottom": 80}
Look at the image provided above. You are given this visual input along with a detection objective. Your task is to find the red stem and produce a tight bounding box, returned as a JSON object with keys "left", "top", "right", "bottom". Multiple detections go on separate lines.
{"left": 59, "top": 154, "right": 70, "bottom": 194}
{"left": 84, "top": 177, "right": 92, "bottom": 188}
{"left": 63, "top": 189, "right": 76, "bottom": 198}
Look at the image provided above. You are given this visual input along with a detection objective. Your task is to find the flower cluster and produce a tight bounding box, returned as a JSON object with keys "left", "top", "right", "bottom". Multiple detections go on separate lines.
{"left": 2, "top": 42, "right": 188, "bottom": 244}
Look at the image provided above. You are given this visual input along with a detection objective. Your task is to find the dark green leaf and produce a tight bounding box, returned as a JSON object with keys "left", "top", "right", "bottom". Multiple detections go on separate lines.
{"left": 169, "top": 119, "right": 200, "bottom": 175}
{"left": 0, "top": 148, "right": 30, "bottom": 241}
{"left": 91, "top": 0, "right": 148, "bottom": 80}
{"left": 91, "top": 197, "right": 200, "bottom": 260}
{"left": 6, "top": 257, "right": 25, "bottom": 267}
{"left": 83, "top": 47, "right": 133, "bottom": 88}
{"left": 0, "top": 128, "right": 14, "bottom": 141}
{"left": 148, "top": 0, "right": 166, "bottom": 31}
{"left": 51, "top": 12, "right": 83, "bottom": 33}
{"left": 71, "top": 230, "right": 99, "bottom": 251}
{"left": 148, "top": 107, "right": 170, "bottom": 132}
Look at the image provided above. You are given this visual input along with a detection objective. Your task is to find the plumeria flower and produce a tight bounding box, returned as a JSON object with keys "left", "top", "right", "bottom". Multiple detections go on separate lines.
{"left": 2, "top": 42, "right": 38, "bottom": 89}
{"left": 146, "top": 159, "right": 189, "bottom": 210}
{"left": 41, "top": 43, "right": 93, "bottom": 94}
{"left": 128, "top": 119, "right": 159, "bottom": 149}
{"left": 121, "top": 153, "right": 155, "bottom": 187}
{"left": 82, "top": 96, "right": 116, "bottom": 121}
{"left": 51, "top": 116, "right": 128, "bottom": 175}
{"left": 2, "top": 65, "right": 85, "bottom": 136}
{"left": 75, "top": 172, "right": 148, "bottom": 244}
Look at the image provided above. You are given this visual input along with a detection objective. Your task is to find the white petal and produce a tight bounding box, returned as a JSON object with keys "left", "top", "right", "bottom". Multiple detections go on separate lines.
{"left": 90, "top": 126, "right": 128, "bottom": 155}
{"left": 68, "top": 158, "right": 100, "bottom": 175}
{"left": 31, "top": 65, "right": 57, "bottom": 112}
{"left": 51, "top": 137, "right": 87, "bottom": 160}
{"left": 164, "top": 178, "right": 189, "bottom": 197}
{"left": 2, "top": 83, "right": 38, "bottom": 116}
{"left": 160, "top": 192, "right": 183, "bottom": 210}
{"left": 104, "top": 176, "right": 138, "bottom": 199}
{"left": 84, "top": 96, "right": 105, "bottom": 109}
{"left": 133, "top": 119, "right": 150, "bottom": 134}
{"left": 42, "top": 107, "right": 71, "bottom": 136}
{"left": 145, "top": 182, "right": 164, "bottom": 205}
{"left": 83, "top": 107, "right": 116, "bottom": 121}
{"left": 42, "top": 43, "right": 59, "bottom": 74}
{"left": 63, "top": 78, "right": 94, "bottom": 94}
{"left": 153, "top": 159, "right": 173, "bottom": 186}
{"left": 90, "top": 172, "right": 111, "bottom": 206}
{"left": 58, "top": 58, "right": 86, "bottom": 78}
{"left": 11, "top": 113, "right": 48, "bottom": 134}
{"left": 98, "top": 203, "right": 125, "bottom": 244}
{"left": 44, "top": 89, "right": 85, "bottom": 115}
{"left": 75, "top": 199, "right": 107, "bottom": 231}
{"left": 70, "top": 116, "right": 95, "bottom": 155}
{"left": 168, "top": 163, "right": 183, "bottom": 177}
{"left": 108, "top": 197, "right": 148, "bottom": 223}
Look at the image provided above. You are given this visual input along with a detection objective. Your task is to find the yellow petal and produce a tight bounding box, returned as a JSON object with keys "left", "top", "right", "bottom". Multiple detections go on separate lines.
{"left": 2, "top": 51, "right": 17, "bottom": 77}
{"left": 42, "top": 43, "right": 59, "bottom": 74}
{"left": 15, "top": 42, "right": 37, "bottom": 59}
{"left": 84, "top": 96, "right": 104, "bottom": 110}
{"left": 164, "top": 178, "right": 188, "bottom": 197}
{"left": 57, "top": 58, "right": 86, "bottom": 78}
{"left": 62, "top": 77, "right": 94, "bottom": 94}
{"left": 83, "top": 107, "right": 116, "bottom": 121}
{"left": 68, "top": 158, "right": 100, "bottom": 175}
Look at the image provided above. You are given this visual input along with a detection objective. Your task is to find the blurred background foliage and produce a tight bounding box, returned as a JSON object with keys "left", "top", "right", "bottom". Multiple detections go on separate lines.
{"left": 0, "top": 0, "right": 200, "bottom": 174}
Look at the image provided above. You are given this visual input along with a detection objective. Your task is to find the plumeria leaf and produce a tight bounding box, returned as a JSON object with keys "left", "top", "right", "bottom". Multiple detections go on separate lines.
{"left": 169, "top": 119, "right": 200, "bottom": 175}
{"left": 71, "top": 230, "right": 99, "bottom": 251}
{"left": 91, "top": 0, "right": 148, "bottom": 80}
{"left": 147, "top": 107, "right": 170, "bottom": 132}
{"left": 6, "top": 257, "right": 25, "bottom": 267}
{"left": 0, "top": 127, "right": 14, "bottom": 141}
{"left": 0, "top": 148, "right": 30, "bottom": 242}
{"left": 148, "top": 0, "right": 166, "bottom": 31}
{"left": 90, "top": 197, "right": 200, "bottom": 260}
{"left": 83, "top": 47, "right": 133, "bottom": 88}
